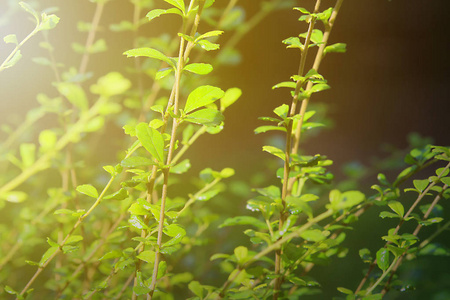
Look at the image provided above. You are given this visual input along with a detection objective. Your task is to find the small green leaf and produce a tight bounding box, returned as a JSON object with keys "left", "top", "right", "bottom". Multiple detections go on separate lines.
{"left": 146, "top": 8, "right": 182, "bottom": 21}
{"left": 1, "top": 191, "right": 28, "bottom": 203}
{"left": 184, "top": 108, "right": 224, "bottom": 126}
{"left": 272, "top": 81, "right": 296, "bottom": 89}
{"left": 3, "top": 50, "right": 22, "bottom": 69}
{"left": 65, "top": 235, "right": 83, "bottom": 245}
{"left": 4, "top": 34, "right": 18, "bottom": 45}
{"left": 39, "top": 246, "right": 59, "bottom": 267}
{"left": 388, "top": 201, "right": 404, "bottom": 218}
{"left": 19, "top": 2, "right": 40, "bottom": 22}
{"left": 121, "top": 156, "right": 155, "bottom": 168}
{"left": 104, "top": 188, "right": 128, "bottom": 200}
{"left": 163, "top": 0, "right": 185, "bottom": 14}
{"left": 380, "top": 211, "right": 401, "bottom": 219}
{"left": 337, "top": 287, "right": 353, "bottom": 295}
{"left": 124, "top": 47, "right": 175, "bottom": 68}
{"left": 135, "top": 123, "right": 165, "bottom": 163}
{"left": 197, "top": 39, "right": 220, "bottom": 51}
{"left": 90, "top": 72, "right": 131, "bottom": 97}
{"left": 220, "top": 87, "right": 242, "bottom": 111}
{"left": 254, "top": 125, "right": 286, "bottom": 134}
{"left": 38, "top": 13, "right": 60, "bottom": 31}
{"left": 195, "top": 30, "right": 224, "bottom": 41}
{"left": 163, "top": 224, "right": 186, "bottom": 247}
{"left": 184, "top": 63, "right": 213, "bottom": 75}
{"left": 170, "top": 159, "right": 191, "bottom": 174}
{"left": 137, "top": 250, "right": 156, "bottom": 263}
{"left": 219, "top": 216, "right": 267, "bottom": 230}
{"left": 262, "top": 145, "right": 285, "bottom": 161}
{"left": 234, "top": 246, "right": 248, "bottom": 264}
{"left": 188, "top": 281, "right": 203, "bottom": 298}
{"left": 155, "top": 68, "right": 173, "bottom": 80}
{"left": 273, "top": 104, "right": 289, "bottom": 119}
{"left": 76, "top": 184, "right": 99, "bottom": 198}
{"left": 20, "top": 143, "right": 36, "bottom": 168}
{"left": 300, "top": 229, "right": 326, "bottom": 242}
{"left": 376, "top": 248, "right": 390, "bottom": 271}
{"left": 413, "top": 179, "right": 429, "bottom": 192}
{"left": 55, "top": 82, "right": 88, "bottom": 110}
{"left": 129, "top": 215, "right": 148, "bottom": 230}
{"left": 324, "top": 43, "right": 347, "bottom": 54}
{"left": 184, "top": 85, "right": 225, "bottom": 113}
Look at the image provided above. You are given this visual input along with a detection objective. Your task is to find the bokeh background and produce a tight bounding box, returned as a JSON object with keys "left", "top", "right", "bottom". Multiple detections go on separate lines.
{"left": 1, "top": 0, "right": 450, "bottom": 298}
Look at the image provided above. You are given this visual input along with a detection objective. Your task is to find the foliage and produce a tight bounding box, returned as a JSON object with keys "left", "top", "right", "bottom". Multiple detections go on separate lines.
{"left": 0, "top": 0, "right": 449, "bottom": 299}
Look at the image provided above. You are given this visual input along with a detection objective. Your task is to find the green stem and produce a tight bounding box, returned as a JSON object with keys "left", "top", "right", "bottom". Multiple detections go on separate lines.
{"left": 364, "top": 256, "right": 399, "bottom": 296}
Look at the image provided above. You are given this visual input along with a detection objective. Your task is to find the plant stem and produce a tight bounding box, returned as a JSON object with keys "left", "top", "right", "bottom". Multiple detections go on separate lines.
{"left": 78, "top": 1, "right": 105, "bottom": 75}
{"left": 217, "top": 209, "right": 333, "bottom": 299}
{"left": 355, "top": 161, "right": 450, "bottom": 294}
{"left": 17, "top": 143, "right": 140, "bottom": 297}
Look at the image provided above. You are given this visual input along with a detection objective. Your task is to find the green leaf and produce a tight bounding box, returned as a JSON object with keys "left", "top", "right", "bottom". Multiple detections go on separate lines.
{"left": 163, "top": 0, "right": 185, "bottom": 14}
{"left": 272, "top": 81, "right": 296, "bottom": 89}
{"left": 90, "top": 72, "right": 131, "bottom": 97}
{"left": 220, "top": 87, "right": 242, "bottom": 111}
{"left": 39, "top": 246, "right": 59, "bottom": 267}
{"left": 184, "top": 63, "right": 213, "bottom": 75}
{"left": 337, "top": 287, "right": 354, "bottom": 295}
{"left": 262, "top": 145, "right": 285, "bottom": 161}
{"left": 254, "top": 125, "right": 286, "bottom": 134}
{"left": 413, "top": 179, "right": 429, "bottom": 192}
{"left": 76, "top": 184, "right": 99, "bottom": 198}
{"left": 129, "top": 215, "right": 148, "bottom": 230}
{"left": 219, "top": 216, "right": 267, "bottom": 230}
{"left": 197, "top": 39, "right": 220, "bottom": 51}
{"left": 188, "top": 281, "right": 203, "bottom": 298}
{"left": 155, "top": 68, "right": 173, "bottom": 80}
{"left": 388, "top": 201, "right": 404, "bottom": 218}
{"left": 195, "top": 30, "right": 224, "bottom": 41}
{"left": 137, "top": 250, "right": 156, "bottom": 263}
{"left": 19, "top": 2, "right": 40, "bottom": 23}
{"left": 20, "top": 143, "right": 36, "bottom": 168}
{"left": 55, "top": 82, "right": 88, "bottom": 110}
{"left": 376, "top": 248, "right": 390, "bottom": 271}
{"left": 163, "top": 224, "right": 186, "bottom": 247}
{"left": 1, "top": 191, "right": 28, "bottom": 203}
{"left": 184, "top": 85, "right": 225, "bottom": 113}
{"left": 4, "top": 34, "right": 18, "bottom": 45}
{"left": 38, "top": 13, "right": 60, "bottom": 31}
{"left": 379, "top": 211, "right": 401, "bottom": 219}
{"left": 184, "top": 108, "right": 224, "bottom": 126}
{"left": 146, "top": 8, "right": 183, "bottom": 21}
{"left": 300, "top": 229, "right": 327, "bottom": 242}
{"left": 104, "top": 188, "right": 128, "bottom": 200}
{"left": 170, "top": 159, "right": 191, "bottom": 174}
{"left": 124, "top": 47, "right": 175, "bottom": 68}
{"left": 309, "top": 83, "right": 330, "bottom": 94}
{"left": 3, "top": 50, "right": 22, "bottom": 69}
{"left": 324, "top": 43, "right": 347, "bottom": 54}
{"left": 441, "top": 177, "right": 450, "bottom": 186}
{"left": 135, "top": 123, "right": 165, "bottom": 163}
{"left": 234, "top": 246, "right": 248, "bottom": 264}
{"left": 121, "top": 156, "right": 155, "bottom": 168}
{"left": 273, "top": 104, "right": 289, "bottom": 119}
{"left": 65, "top": 235, "right": 83, "bottom": 245}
